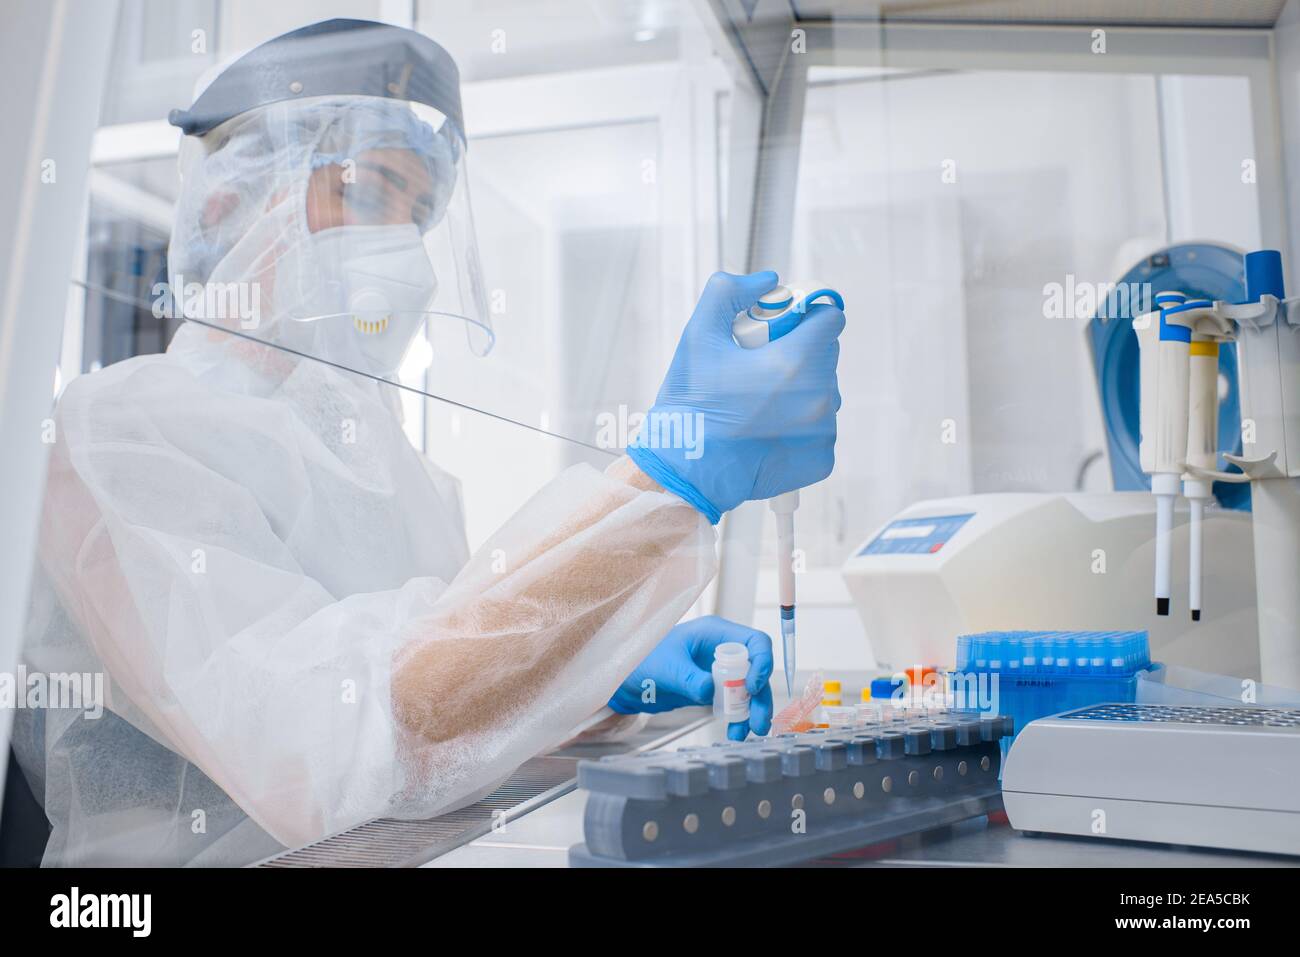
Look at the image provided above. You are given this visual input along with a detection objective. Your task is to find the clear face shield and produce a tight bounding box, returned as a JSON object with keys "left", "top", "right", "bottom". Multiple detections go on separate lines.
{"left": 167, "top": 24, "right": 492, "bottom": 379}
{"left": 267, "top": 97, "right": 493, "bottom": 372}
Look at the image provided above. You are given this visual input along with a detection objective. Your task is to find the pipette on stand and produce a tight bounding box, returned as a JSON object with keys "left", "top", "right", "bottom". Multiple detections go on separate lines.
{"left": 1174, "top": 298, "right": 1233, "bottom": 622}
{"left": 733, "top": 281, "right": 845, "bottom": 696}
{"left": 1184, "top": 329, "right": 1219, "bottom": 622}
{"left": 1154, "top": 297, "right": 1217, "bottom": 618}
{"left": 1135, "top": 290, "right": 1191, "bottom": 615}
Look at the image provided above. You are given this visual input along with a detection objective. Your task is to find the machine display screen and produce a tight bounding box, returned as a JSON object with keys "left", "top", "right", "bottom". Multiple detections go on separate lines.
{"left": 858, "top": 513, "right": 974, "bottom": 555}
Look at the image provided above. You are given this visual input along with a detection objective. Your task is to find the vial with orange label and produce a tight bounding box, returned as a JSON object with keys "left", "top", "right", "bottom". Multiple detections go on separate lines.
{"left": 711, "top": 643, "right": 751, "bottom": 723}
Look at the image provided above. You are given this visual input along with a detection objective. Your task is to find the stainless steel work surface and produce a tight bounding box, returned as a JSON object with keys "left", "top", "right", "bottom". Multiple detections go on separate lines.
{"left": 838, "top": 815, "right": 1300, "bottom": 868}
{"left": 427, "top": 780, "right": 1300, "bottom": 869}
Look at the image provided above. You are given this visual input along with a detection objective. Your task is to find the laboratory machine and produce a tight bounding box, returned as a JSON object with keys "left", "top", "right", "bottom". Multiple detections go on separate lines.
{"left": 1003, "top": 703, "right": 1300, "bottom": 856}
{"left": 842, "top": 492, "right": 1257, "bottom": 676}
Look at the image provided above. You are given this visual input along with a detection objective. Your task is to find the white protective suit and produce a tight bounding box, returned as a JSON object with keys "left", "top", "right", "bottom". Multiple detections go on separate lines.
{"left": 13, "top": 95, "right": 716, "bottom": 865}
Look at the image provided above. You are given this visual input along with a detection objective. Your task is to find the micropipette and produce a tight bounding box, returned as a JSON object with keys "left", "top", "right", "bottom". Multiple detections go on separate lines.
{"left": 1174, "top": 297, "right": 1234, "bottom": 622}
{"left": 1184, "top": 328, "right": 1220, "bottom": 622}
{"left": 1135, "top": 290, "right": 1191, "bottom": 616}
{"left": 732, "top": 280, "right": 845, "bottom": 695}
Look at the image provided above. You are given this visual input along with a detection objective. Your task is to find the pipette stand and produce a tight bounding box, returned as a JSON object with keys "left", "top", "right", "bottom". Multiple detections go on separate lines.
{"left": 1207, "top": 279, "right": 1300, "bottom": 687}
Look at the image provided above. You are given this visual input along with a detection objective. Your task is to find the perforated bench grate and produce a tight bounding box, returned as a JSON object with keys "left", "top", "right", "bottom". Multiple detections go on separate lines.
{"left": 255, "top": 755, "right": 579, "bottom": 868}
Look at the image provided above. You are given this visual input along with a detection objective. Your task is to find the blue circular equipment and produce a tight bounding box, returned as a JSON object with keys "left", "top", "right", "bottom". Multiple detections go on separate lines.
{"left": 1087, "top": 243, "right": 1250, "bottom": 510}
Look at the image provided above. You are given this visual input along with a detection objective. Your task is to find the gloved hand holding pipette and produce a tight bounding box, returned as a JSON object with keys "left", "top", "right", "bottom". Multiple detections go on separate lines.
{"left": 627, "top": 270, "right": 845, "bottom": 524}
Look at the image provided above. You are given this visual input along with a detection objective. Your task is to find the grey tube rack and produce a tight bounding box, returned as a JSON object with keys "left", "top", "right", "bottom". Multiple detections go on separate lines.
{"left": 569, "top": 711, "right": 1013, "bottom": 867}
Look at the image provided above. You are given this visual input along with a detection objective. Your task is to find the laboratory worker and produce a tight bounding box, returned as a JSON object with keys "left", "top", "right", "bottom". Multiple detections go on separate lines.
{"left": 12, "top": 19, "right": 843, "bottom": 865}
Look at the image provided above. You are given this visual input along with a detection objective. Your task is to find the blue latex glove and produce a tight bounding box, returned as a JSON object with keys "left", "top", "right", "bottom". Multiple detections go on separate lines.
{"left": 627, "top": 270, "right": 844, "bottom": 523}
{"left": 609, "top": 616, "right": 774, "bottom": 741}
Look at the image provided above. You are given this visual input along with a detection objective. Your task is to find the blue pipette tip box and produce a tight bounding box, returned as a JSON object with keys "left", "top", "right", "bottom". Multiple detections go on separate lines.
{"left": 953, "top": 630, "right": 1151, "bottom": 754}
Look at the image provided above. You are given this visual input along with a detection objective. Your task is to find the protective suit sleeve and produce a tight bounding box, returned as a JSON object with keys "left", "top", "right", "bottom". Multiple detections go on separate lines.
{"left": 38, "top": 369, "right": 715, "bottom": 850}
{"left": 388, "top": 454, "right": 717, "bottom": 796}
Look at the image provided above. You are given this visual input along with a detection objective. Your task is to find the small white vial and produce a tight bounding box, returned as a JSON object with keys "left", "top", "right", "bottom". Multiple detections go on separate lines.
{"left": 712, "top": 642, "right": 750, "bottom": 722}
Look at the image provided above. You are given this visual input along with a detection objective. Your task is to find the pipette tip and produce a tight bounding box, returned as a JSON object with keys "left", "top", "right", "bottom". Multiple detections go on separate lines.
{"left": 1156, "top": 597, "right": 1170, "bottom": 616}
{"left": 779, "top": 608, "right": 796, "bottom": 701}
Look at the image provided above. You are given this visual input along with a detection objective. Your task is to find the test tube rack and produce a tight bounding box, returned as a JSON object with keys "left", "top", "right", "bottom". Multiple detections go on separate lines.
{"left": 568, "top": 712, "right": 1012, "bottom": 867}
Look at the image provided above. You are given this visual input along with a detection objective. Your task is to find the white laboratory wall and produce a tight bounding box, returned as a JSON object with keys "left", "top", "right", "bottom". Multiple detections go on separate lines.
{"left": 417, "top": 11, "right": 740, "bottom": 550}
{"left": 421, "top": 112, "right": 664, "bottom": 546}
{"left": 1158, "top": 74, "right": 1262, "bottom": 251}
{"left": 218, "top": 0, "right": 401, "bottom": 48}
